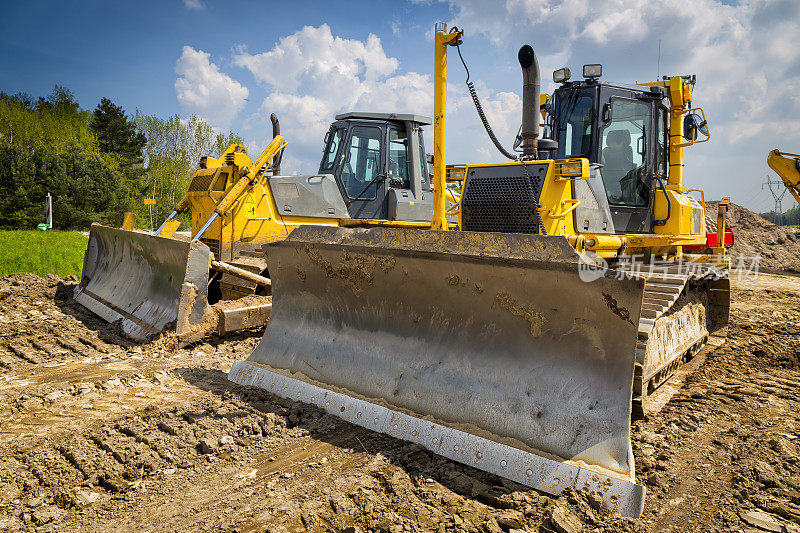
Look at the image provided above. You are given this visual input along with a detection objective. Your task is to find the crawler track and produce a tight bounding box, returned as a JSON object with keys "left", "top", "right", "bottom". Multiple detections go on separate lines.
{"left": 626, "top": 263, "right": 730, "bottom": 419}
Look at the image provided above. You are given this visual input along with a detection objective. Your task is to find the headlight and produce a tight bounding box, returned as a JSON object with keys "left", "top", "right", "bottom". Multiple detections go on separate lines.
{"left": 583, "top": 64, "right": 602, "bottom": 78}
{"left": 553, "top": 67, "right": 571, "bottom": 83}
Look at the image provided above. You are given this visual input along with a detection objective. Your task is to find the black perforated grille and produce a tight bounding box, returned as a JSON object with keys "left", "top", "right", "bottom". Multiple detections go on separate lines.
{"left": 188, "top": 174, "right": 215, "bottom": 191}
{"left": 461, "top": 165, "right": 546, "bottom": 234}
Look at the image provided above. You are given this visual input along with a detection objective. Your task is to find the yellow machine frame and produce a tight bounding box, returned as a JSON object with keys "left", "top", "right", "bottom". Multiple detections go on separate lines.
{"left": 433, "top": 27, "right": 718, "bottom": 261}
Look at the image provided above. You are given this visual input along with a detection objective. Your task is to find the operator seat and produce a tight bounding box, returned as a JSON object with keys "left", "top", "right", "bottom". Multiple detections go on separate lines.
{"left": 602, "top": 130, "right": 635, "bottom": 202}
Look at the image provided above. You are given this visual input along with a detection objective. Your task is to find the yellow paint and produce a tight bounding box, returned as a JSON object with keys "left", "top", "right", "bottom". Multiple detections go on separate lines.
{"left": 431, "top": 26, "right": 462, "bottom": 231}
{"left": 121, "top": 212, "right": 136, "bottom": 231}
{"left": 159, "top": 219, "right": 180, "bottom": 238}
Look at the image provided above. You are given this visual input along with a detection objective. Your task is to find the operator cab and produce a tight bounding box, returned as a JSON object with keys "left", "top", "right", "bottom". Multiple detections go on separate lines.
{"left": 319, "top": 112, "right": 434, "bottom": 221}
{"left": 544, "top": 77, "right": 669, "bottom": 234}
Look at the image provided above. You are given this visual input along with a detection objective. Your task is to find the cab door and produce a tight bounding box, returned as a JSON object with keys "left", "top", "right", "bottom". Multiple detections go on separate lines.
{"left": 339, "top": 124, "right": 388, "bottom": 219}
{"left": 597, "top": 92, "right": 655, "bottom": 233}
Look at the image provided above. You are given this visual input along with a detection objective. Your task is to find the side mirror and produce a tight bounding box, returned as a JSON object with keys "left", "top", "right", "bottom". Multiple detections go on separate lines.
{"left": 683, "top": 113, "right": 708, "bottom": 141}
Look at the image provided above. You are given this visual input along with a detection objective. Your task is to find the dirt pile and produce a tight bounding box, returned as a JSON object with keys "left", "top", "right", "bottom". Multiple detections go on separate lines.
{"left": 707, "top": 201, "right": 800, "bottom": 272}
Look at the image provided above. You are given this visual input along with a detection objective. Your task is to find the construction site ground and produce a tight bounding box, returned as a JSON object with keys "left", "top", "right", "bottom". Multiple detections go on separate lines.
{"left": 1, "top": 267, "right": 799, "bottom": 532}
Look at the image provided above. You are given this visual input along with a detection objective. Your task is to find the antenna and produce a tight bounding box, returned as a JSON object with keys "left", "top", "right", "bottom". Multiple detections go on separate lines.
{"left": 657, "top": 39, "right": 661, "bottom": 79}
{"left": 763, "top": 174, "right": 788, "bottom": 215}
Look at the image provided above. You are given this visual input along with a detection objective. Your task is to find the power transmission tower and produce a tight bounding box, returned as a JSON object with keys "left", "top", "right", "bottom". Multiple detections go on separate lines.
{"left": 763, "top": 174, "right": 788, "bottom": 222}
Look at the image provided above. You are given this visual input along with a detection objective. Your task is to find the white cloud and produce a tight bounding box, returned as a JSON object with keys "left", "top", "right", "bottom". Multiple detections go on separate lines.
{"left": 174, "top": 46, "right": 249, "bottom": 131}
{"left": 225, "top": 4, "right": 799, "bottom": 211}
{"left": 232, "top": 24, "right": 519, "bottom": 174}
{"left": 446, "top": 0, "right": 800, "bottom": 206}
{"left": 183, "top": 0, "right": 203, "bottom": 9}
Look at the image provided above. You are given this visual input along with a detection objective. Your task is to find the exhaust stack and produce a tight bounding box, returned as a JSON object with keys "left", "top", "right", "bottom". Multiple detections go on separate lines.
{"left": 518, "top": 45, "right": 540, "bottom": 159}
{"left": 270, "top": 113, "right": 283, "bottom": 175}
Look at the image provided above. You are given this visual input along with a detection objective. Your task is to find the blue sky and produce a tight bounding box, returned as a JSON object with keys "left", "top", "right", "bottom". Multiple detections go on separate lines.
{"left": 2, "top": 0, "right": 799, "bottom": 214}
{"left": 0, "top": 1, "right": 445, "bottom": 119}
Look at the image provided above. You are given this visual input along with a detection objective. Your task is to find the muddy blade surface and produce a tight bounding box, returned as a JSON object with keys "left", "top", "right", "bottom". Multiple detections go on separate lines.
{"left": 74, "top": 225, "right": 209, "bottom": 340}
{"left": 232, "top": 226, "right": 646, "bottom": 515}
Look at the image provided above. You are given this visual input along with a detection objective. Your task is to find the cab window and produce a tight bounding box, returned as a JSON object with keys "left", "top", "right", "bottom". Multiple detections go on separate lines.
{"left": 320, "top": 128, "right": 343, "bottom": 172}
{"left": 556, "top": 93, "right": 594, "bottom": 158}
{"left": 600, "top": 98, "right": 651, "bottom": 207}
{"left": 341, "top": 126, "right": 382, "bottom": 198}
{"left": 654, "top": 107, "right": 668, "bottom": 177}
{"left": 418, "top": 132, "right": 429, "bottom": 189}
{"left": 388, "top": 128, "right": 410, "bottom": 187}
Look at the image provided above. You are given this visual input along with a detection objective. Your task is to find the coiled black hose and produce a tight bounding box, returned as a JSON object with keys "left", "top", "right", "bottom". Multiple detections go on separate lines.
{"left": 453, "top": 30, "right": 517, "bottom": 161}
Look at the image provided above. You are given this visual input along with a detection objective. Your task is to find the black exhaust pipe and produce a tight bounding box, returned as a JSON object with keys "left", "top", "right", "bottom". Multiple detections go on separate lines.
{"left": 518, "top": 45, "right": 540, "bottom": 159}
{"left": 270, "top": 113, "right": 283, "bottom": 175}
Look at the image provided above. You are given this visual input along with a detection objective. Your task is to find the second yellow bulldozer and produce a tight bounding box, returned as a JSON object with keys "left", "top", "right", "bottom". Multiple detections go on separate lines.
{"left": 75, "top": 112, "right": 456, "bottom": 340}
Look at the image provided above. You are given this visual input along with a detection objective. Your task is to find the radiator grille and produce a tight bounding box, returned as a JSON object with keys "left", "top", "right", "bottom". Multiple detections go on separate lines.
{"left": 188, "top": 174, "right": 215, "bottom": 191}
{"left": 461, "top": 165, "right": 546, "bottom": 234}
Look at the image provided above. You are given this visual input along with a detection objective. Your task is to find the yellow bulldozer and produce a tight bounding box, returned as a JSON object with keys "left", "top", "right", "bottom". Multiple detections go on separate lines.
{"left": 75, "top": 111, "right": 455, "bottom": 341}
{"left": 227, "top": 24, "right": 732, "bottom": 517}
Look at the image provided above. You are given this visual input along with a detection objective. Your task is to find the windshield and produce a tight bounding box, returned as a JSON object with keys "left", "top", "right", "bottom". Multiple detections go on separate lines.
{"left": 556, "top": 90, "right": 594, "bottom": 158}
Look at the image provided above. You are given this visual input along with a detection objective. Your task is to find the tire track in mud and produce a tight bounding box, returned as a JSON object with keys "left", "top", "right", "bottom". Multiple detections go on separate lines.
{"left": 1, "top": 382, "right": 309, "bottom": 528}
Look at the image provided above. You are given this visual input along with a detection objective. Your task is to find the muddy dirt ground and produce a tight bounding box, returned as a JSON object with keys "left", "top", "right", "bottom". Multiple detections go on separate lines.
{"left": 0, "top": 271, "right": 799, "bottom": 532}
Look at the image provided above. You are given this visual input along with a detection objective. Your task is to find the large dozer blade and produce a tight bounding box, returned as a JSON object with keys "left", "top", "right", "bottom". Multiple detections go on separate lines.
{"left": 74, "top": 225, "right": 210, "bottom": 340}
{"left": 230, "top": 226, "right": 647, "bottom": 516}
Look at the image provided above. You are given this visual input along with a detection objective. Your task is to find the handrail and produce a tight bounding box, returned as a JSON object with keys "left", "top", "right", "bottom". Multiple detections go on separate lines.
{"left": 547, "top": 199, "right": 580, "bottom": 218}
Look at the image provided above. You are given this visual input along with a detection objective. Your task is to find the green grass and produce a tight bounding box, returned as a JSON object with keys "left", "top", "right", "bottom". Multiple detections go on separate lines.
{"left": 0, "top": 230, "right": 88, "bottom": 278}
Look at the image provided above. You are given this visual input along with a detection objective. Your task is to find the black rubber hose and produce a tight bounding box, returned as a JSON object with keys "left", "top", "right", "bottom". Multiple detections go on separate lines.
{"left": 453, "top": 35, "right": 517, "bottom": 161}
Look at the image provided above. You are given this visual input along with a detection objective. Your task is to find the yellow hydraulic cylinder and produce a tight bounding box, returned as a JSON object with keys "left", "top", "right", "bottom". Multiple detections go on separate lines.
{"left": 216, "top": 135, "right": 287, "bottom": 216}
{"left": 431, "top": 24, "right": 460, "bottom": 231}
{"left": 192, "top": 135, "right": 286, "bottom": 242}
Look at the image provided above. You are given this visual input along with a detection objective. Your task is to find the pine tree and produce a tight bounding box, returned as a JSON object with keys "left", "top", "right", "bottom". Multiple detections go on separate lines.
{"left": 91, "top": 98, "right": 146, "bottom": 163}
{"left": 90, "top": 97, "right": 147, "bottom": 198}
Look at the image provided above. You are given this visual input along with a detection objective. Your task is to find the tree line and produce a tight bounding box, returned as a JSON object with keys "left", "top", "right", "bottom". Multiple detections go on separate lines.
{"left": 760, "top": 206, "right": 800, "bottom": 227}
{"left": 0, "top": 86, "right": 241, "bottom": 230}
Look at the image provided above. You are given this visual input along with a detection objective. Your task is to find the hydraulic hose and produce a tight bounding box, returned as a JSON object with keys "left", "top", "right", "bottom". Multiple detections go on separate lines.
{"left": 453, "top": 30, "right": 517, "bottom": 161}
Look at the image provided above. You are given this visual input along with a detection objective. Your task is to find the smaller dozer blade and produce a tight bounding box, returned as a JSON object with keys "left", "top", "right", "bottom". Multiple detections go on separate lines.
{"left": 75, "top": 225, "right": 210, "bottom": 340}
{"left": 230, "top": 226, "right": 647, "bottom": 516}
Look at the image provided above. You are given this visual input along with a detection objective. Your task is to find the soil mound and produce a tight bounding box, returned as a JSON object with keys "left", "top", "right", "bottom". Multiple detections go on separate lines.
{"left": 707, "top": 201, "right": 800, "bottom": 272}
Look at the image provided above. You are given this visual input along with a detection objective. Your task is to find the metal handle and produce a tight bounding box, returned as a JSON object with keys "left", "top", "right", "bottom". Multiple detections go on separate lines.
{"left": 686, "top": 188, "right": 705, "bottom": 207}
{"left": 547, "top": 199, "right": 580, "bottom": 218}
